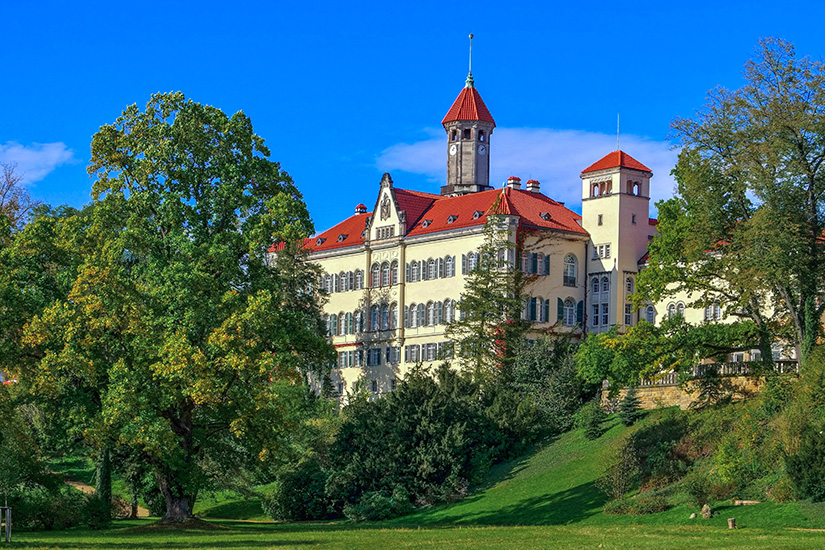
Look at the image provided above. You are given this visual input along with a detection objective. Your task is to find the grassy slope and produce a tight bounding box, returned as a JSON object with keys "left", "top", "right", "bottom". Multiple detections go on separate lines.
{"left": 391, "top": 413, "right": 825, "bottom": 531}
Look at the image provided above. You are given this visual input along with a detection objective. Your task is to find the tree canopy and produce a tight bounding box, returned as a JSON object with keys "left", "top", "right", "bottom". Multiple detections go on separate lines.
{"left": 22, "top": 92, "right": 333, "bottom": 521}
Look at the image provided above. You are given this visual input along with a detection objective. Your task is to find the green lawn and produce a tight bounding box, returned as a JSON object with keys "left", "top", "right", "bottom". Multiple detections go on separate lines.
{"left": 12, "top": 519, "right": 825, "bottom": 549}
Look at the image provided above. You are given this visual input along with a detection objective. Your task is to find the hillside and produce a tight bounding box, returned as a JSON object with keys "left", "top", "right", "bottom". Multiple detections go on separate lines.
{"left": 390, "top": 411, "right": 825, "bottom": 530}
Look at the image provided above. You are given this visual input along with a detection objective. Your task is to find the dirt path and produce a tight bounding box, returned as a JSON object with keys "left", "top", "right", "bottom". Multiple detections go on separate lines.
{"left": 63, "top": 476, "right": 150, "bottom": 518}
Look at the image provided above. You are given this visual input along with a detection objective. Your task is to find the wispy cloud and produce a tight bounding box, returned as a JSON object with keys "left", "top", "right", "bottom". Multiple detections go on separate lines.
{"left": 0, "top": 142, "right": 75, "bottom": 185}
{"left": 377, "top": 128, "right": 679, "bottom": 211}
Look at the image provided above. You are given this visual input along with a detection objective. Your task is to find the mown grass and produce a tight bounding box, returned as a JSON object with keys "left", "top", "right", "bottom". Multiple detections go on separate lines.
{"left": 12, "top": 519, "right": 825, "bottom": 549}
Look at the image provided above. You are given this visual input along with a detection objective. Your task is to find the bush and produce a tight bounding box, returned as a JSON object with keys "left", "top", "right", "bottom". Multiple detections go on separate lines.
{"left": 597, "top": 435, "right": 639, "bottom": 500}
{"left": 579, "top": 400, "right": 607, "bottom": 440}
{"left": 603, "top": 495, "right": 669, "bottom": 515}
{"left": 683, "top": 472, "right": 710, "bottom": 507}
{"left": 342, "top": 486, "right": 414, "bottom": 522}
{"left": 618, "top": 388, "right": 643, "bottom": 426}
{"left": 10, "top": 486, "right": 86, "bottom": 530}
{"left": 786, "top": 425, "right": 825, "bottom": 502}
{"left": 83, "top": 495, "right": 112, "bottom": 529}
{"left": 262, "top": 458, "right": 329, "bottom": 521}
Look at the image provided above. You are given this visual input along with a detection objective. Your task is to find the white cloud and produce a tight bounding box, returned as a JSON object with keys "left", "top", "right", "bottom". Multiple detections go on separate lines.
{"left": 377, "top": 128, "right": 679, "bottom": 213}
{"left": 0, "top": 142, "right": 75, "bottom": 185}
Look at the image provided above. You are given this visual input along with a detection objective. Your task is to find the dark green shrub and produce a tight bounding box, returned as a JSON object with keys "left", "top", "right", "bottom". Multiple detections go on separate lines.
{"left": 579, "top": 400, "right": 607, "bottom": 440}
{"left": 708, "top": 481, "right": 736, "bottom": 501}
{"left": 262, "top": 458, "right": 329, "bottom": 521}
{"left": 683, "top": 472, "right": 710, "bottom": 507}
{"left": 786, "top": 426, "right": 825, "bottom": 502}
{"left": 82, "top": 495, "right": 112, "bottom": 529}
{"left": 342, "top": 486, "right": 414, "bottom": 522}
{"left": 618, "top": 388, "right": 643, "bottom": 426}
{"left": 10, "top": 486, "right": 85, "bottom": 530}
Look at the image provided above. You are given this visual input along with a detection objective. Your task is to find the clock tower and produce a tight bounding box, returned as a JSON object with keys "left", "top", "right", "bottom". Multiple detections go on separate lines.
{"left": 441, "top": 49, "right": 496, "bottom": 195}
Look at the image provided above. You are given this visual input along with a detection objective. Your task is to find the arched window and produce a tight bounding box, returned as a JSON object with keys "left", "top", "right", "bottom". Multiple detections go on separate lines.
{"left": 677, "top": 302, "right": 685, "bottom": 317}
{"left": 564, "top": 298, "right": 576, "bottom": 326}
{"left": 445, "top": 255, "right": 454, "bottom": 277}
{"left": 344, "top": 312, "right": 353, "bottom": 334}
{"left": 667, "top": 303, "right": 676, "bottom": 318}
{"left": 329, "top": 314, "right": 338, "bottom": 336}
{"left": 381, "top": 304, "right": 389, "bottom": 330}
{"left": 633, "top": 182, "right": 640, "bottom": 195}
{"left": 479, "top": 130, "right": 485, "bottom": 142}
{"left": 355, "top": 270, "right": 363, "bottom": 290}
{"left": 646, "top": 306, "right": 656, "bottom": 324}
{"left": 409, "top": 303, "right": 418, "bottom": 328}
{"left": 417, "top": 303, "right": 426, "bottom": 326}
{"left": 626, "top": 277, "right": 634, "bottom": 293}
{"left": 391, "top": 261, "right": 398, "bottom": 285}
{"left": 468, "top": 252, "right": 479, "bottom": 271}
{"left": 338, "top": 311, "right": 346, "bottom": 336}
{"left": 463, "top": 128, "right": 471, "bottom": 139}
{"left": 529, "top": 296, "right": 541, "bottom": 321}
{"left": 601, "top": 277, "right": 610, "bottom": 293}
{"left": 592, "top": 277, "right": 600, "bottom": 294}
{"left": 428, "top": 259, "right": 437, "bottom": 280}
{"left": 427, "top": 302, "right": 435, "bottom": 326}
{"left": 536, "top": 253, "right": 545, "bottom": 275}
{"left": 564, "top": 254, "right": 577, "bottom": 286}
{"left": 435, "top": 301, "right": 443, "bottom": 324}
{"left": 325, "top": 275, "right": 333, "bottom": 294}
{"left": 381, "top": 262, "right": 390, "bottom": 287}
{"left": 390, "top": 303, "right": 398, "bottom": 329}
{"left": 443, "top": 299, "right": 453, "bottom": 323}
{"left": 338, "top": 272, "right": 346, "bottom": 292}
{"left": 592, "top": 184, "right": 600, "bottom": 197}
{"left": 370, "top": 305, "right": 380, "bottom": 331}
{"left": 451, "top": 130, "right": 458, "bottom": 141}
{"left": 411, "top": 261, "right": 420, "bottom": 282}
{"left": 371, "top": 263, "right": 380, "bottom": 287}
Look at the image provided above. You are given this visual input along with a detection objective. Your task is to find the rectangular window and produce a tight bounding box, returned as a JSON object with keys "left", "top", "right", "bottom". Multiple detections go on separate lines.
{"left": 602, "top": 304, "right": 609, "bottom": 326}
{"left": 337, "top": 382, "right": 344, "bottom": 395}
{"left": 592, "top": 304, "right": 600, "bottom": 327}
{"left": 598, "top": 214, "right": 603, "bottom": 226}
{"left": 371, "top": 379, "right": 378, "bottom": 393}
{"left": 631, "top": 214, "right": 637, "bottom": 224}
{"left": 624, "top": 304, "right": 633, "bottom": 326}
{"left": 592, "top": 244, "right": 612, "bottom": 259}
{"left": 367, "top": 348, "right": 382, "bottom": 366}
{"left": 405, "top": 344, "right": 420, "bottom": 363}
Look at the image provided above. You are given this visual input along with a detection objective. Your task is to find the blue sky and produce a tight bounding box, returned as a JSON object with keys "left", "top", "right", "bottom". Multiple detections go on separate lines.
{"left": 4, "top": 0, "right": 825, "bottom": 233}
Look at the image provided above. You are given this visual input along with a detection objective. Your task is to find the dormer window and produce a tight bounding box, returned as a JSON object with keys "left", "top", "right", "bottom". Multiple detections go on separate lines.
{"left": 421, "top": 219, "right": 433, "bottom": 228}
{"left": 472, "top": 210, "right": 484, "bottom": 220}
{"left": 337, "top": 234, "right": 348, "bottom": 242}
{"left": 316, "top": 237, "right": 327, "bottom": 246}
{"left": 540, "top": 212, "right": 552, "bottom": 222}
{"left": 447, "top": 215, "right": 458, "bottom": 224}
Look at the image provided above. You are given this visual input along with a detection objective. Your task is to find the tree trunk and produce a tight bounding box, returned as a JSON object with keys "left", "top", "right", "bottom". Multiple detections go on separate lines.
{"left": 129, "top": 485, "right": 138, "bottom": 519}
{"left": 95, "top": 447, "right": 112, "bottom": 518}
{"left": 156, "top": 472, "right": 193, "bottom": 522}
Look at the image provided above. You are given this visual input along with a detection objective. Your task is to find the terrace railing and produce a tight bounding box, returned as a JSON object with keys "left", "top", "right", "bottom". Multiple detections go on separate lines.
{"left": 603, "top": 360, "right": 799, "bottom": 389}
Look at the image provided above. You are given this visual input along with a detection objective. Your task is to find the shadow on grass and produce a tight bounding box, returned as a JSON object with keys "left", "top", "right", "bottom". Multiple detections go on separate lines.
{"left": 198, "top": 499, "right": 264, "bottom": 520}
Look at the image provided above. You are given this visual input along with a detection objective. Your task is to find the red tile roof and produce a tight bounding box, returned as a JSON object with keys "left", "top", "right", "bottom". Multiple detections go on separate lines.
{"left": 442, "top": 87, "right": 496, "bottom": 126}
{"left": 581, "top": 150, "right": 652, "bottom": 174}
{"left": 281, "top": 210, "right": 373, "bottom": 254}
{"left": 393, "top": 188, "right": 442, "bottom": 233}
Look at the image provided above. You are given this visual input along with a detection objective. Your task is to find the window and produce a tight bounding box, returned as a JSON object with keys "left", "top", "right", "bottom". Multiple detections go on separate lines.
{"left": 468, "top": 252, "right": 479, "bottom": 271}
{"left": 667, "top": 303, "right": 676, "bottom": 318}
{"left": 428, "top": 259, "right": 437, "bottom": 280}
{"left": 446, "top": 255, "right": 455, "bottom": 277}
{"left": 592, "top": 304, "right": 600, "bottom": 327}
{"left": 592, "top": 277, "right": 600, "bottom": 294}
{"left": 646, "top": 306, "right": 656, "bottom": 324}
{"left": 631, "top": 214, "right": 637, "bottom": 224}
{"left": 381, "top": 304, "right": 389, "bottom": 330}
{"left": 405, "top": 344, "right": 420, "bottom": 363}
{"left": 444, "top": 299, "right": 455, "bottom": 323}
{"left": 338, "top": 311, "right": 346, "bottom": 336}
{"left": 463, "top": 128, "right": 471, "bottom": 139}
{"left": 704, "top": 301, "right": 721, "bottom": 321}
{"left": 626, "top": 277, "right": 634, "bottom": 293}
{"left": 427, "top": 302, "right": 436, "bottom": 326}
{"left": 601, "top": 303, "right": 609, "bottom": 326}
{"left": 593, "top": 244, "right": 611, "bottom": 259}
{"left": 354, "top": 270, "right": 363, "bottom": 290}
{"left": 677, "top": 302, "right": 685, "bottom": 317}
{"left": 411, "top": 261, "right": 420, "bottom": 282}
{"left": 408, "top": 303, "right": 417, "bottom": 327}
{"left": 417, "top": 303, "right": 426, "bottom": 326}
{"left": 370, "top": 305, "right": 380, "bottom": 331}
{"left": 423, "top": 343, "right": 438, "bottom": 361}
{"left": 371, "top": 380, "right": 378, "bottom": 393}
{"left": 325, "top": 275, "right": 333, "bottom": 294}
{"left": 338, "top": 381, "right": 344, "bottom": 394}
{"left": 478, "top": 130, "right": 485, "bottom": 142}
{"left": 561, "top": 254, "right": 576, "bottom": 286}
{"left": 355, "top": 310, "right": 364, "bottom": 333}
{"left": 371, "top": 263, "right": 380, "bottom": 287}
{"left": 328, "top": 314, "right": 338, "bottom": 336}
{"left": 601, "top": 276, "right": 610, "bottom": 293}
{"left": 381, "top": 262, "right": 390, "bottom": 286}
{"left": 625, "top": 304, "right": 633, "bottom": 326}
{"left": 386, "top": 346, "right": 400, "bottom": 365}
{"left": 390, "top": 303, "right": 398, "bottom": 329}
{"left": 563, "top": 298, "right": 576, "bottom": 326}
{"left": 390, "top": 261, "right": 398, "bottom": 285}
{"left": 598, "top": 214, "right": 603, "bottom": 226}
{"left": 367, "top": 348, "right": 382, "bottom": 366}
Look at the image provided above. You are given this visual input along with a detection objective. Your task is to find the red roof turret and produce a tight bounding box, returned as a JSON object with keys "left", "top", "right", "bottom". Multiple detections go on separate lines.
{"left": 581, "top": 151, "right": 652, "bottom": 174}
{"left": 442, "top": 86, "right": 496, "bottom": 126}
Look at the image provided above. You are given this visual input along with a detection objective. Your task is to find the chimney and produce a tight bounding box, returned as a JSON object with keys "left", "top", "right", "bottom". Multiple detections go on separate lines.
{"left": 355, "top": 203, "right": 367, "bottom": 215}
{"left": 526, "top": 179, "right": 540, "bottom": 193}
{"left": 506, "top": 176, "right": 522, "bottom": 190}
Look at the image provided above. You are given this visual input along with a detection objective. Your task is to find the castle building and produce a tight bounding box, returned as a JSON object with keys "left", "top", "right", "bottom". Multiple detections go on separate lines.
{"left": 287, "top": 68, "right": 667, "bottom": 397}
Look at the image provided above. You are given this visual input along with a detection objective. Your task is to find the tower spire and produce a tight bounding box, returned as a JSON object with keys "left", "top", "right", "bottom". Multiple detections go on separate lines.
{"left": 466, "top": 33, "right": 474, "bottom": 88}
{"left": 617, "top": 113, "right": 620, "bottom": 150}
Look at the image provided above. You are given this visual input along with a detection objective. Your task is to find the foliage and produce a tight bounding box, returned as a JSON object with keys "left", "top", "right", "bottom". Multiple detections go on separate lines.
{"left": 446, "top": 206, "right": 528, "bottom": 384}
{"left": 642, "top": 38, "right": 825, "bottom": 365}
{"left": 0, "top": 161, "right": 41, "bottom": 231}
{"left": 262, "top": 457, "right": 330, "bottom": 521}
{"left": 597, "top": 435, "right": 640, "bottom": 500}
{"left": 511, "top": 337, "right": 591, "bottom": 435}
{"left": 786, "top": 425, "right": 825, "bottom": 502}
{"left": 618, "top": 387, "right": 642, "bottom": 426}
{"left": 578, "top": 400, "right": 607, "bottom": 440}
{"left": 683, "top": 471, "right": 711, "bottom": 508}
{"left": 326, "top": 364, "right": 514, "bottom": 513}
{"left": 22, "top": 92, "right": 333, "bottom": 521}
{"left": 342, "top": 486, "right": 414, "bottom": 522}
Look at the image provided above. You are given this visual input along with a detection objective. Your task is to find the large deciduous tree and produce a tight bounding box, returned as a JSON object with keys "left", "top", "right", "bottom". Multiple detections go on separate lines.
{"left": 24, "top": 92, "right": 333, "bottom": 522}
{"left": 638, "top": 38, "right": 825, "bottom": 365}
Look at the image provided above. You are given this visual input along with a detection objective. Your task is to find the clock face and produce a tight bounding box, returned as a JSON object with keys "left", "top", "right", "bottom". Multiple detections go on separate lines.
{"left": 449, "top": 144, "right": 457, "bottom": 156}
{"left": 478, "top": 145, "right": 487, "bottom": 155}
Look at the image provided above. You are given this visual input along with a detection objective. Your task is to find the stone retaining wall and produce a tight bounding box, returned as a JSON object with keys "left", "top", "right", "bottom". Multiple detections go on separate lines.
{"left": 600, "top": 375, "right": 767, "bottom": 410}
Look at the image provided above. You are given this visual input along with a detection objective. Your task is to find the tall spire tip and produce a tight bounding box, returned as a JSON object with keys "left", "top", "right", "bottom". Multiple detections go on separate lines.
{"left": 466, "top": 33, "right": 474, "bottom": 88}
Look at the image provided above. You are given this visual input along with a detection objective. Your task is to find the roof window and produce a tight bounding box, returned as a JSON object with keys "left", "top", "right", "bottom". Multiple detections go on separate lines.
{"left": 421, "top": 219, "right": 433, "bottom": 228}
{"left": 447, "top": 215, "right": 458, "bottom": 224}
{"left": 337, "top": 234, "right": 348, "bottom": 242}
{"left": 540, "top": 212, "right": 552, "bottom": 221}
{"left": 472, "top": 210, "right": 484, "bottom": 220}
{"left": 316, "top": 237, "right": 327, "bottom": 246}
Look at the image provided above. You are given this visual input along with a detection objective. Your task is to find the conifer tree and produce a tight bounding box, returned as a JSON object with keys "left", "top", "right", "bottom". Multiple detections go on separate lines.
{"left": 618, "top": 387, "right": 643, "bottom": 426}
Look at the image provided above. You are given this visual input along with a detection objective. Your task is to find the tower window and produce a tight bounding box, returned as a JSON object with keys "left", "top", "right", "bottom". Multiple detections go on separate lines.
{"left": 451, "top": 130, "right": 458, "bottom": 141}
{"left": 598, "top": 214, "right": 603, "bottom": 226}
{"left": 479, "top": 130, "right": 485, "bottom": 142}
{"left": 632, "top": 214, "right": 637, "bottom": 224}
{"left": 463, "top": 128, "right": 471, "bottom": 139}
